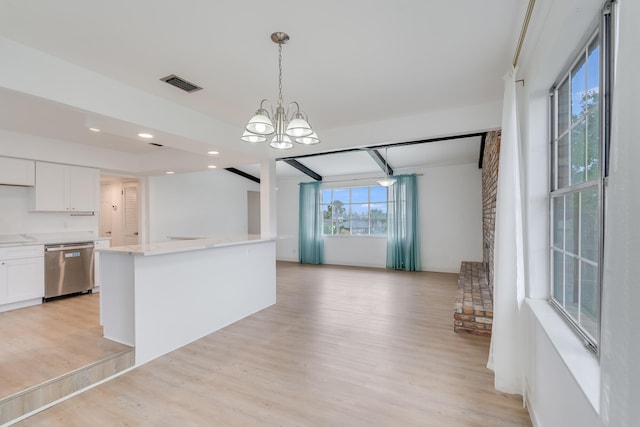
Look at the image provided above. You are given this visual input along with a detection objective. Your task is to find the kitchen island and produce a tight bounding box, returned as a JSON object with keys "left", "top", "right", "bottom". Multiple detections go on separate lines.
{"left": 97, "top": 235, "right": 276, "bottom": 365}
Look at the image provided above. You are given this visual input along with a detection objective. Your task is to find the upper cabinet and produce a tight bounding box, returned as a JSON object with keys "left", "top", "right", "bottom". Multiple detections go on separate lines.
{"left": 33, "top": 162, "right": 99, "bottom": 212}
{"left": 0, "top": 157, "right": 35, "bottom": 186}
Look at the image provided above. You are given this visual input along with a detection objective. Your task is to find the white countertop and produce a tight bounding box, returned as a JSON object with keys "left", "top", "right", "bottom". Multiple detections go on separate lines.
{"left": 0, "top": 231, "right": 108, "bottom": 248}
{"left": 97, "top": 234, "right": 271, "bottom": 256}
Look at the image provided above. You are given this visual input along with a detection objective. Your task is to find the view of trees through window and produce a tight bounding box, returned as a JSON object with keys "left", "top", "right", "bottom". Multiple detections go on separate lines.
{"left": 321, "top": 186, "right": 387, "bottom": 236}
{"left": 550, "top": 30, "right": 604, "bottom": 347}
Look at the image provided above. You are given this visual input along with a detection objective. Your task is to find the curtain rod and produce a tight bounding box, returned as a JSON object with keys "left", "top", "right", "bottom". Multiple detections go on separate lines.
{"left": 513, "top": 0, "right": 536, "bottom": 67}
{"left": 299, "top": 173, "right": 424, "bottom": 185}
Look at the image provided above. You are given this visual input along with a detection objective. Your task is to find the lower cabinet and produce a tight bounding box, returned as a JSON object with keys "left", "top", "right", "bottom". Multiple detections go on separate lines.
{"left": 0, "top": 245, "right": 45, "bottom": 309}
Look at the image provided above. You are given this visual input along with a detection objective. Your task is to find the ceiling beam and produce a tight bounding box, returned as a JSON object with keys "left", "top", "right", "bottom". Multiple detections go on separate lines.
{"left": 283, "top": 159, "right": 322, "bottom": 181}
{"left": 224, "top": 167, "right": 260, "bottom": 184}
{"left": 276, "top": 131, "right": 487, "bottom": 162}
{"left": 478, "top": 132, "right": 488, "bottom": 169}
{"left": 368, "top": 149, "right": 394, "bottom": 176}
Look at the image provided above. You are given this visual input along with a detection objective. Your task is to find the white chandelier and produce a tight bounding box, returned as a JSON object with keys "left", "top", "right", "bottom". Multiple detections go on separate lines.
{"left": 242, "top": 32, "right": 319, "bottom": 149}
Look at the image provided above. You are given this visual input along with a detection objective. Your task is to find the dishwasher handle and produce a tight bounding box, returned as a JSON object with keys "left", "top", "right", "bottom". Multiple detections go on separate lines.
{"left": 45, "top": 244, "right": 94, "bottom": 252}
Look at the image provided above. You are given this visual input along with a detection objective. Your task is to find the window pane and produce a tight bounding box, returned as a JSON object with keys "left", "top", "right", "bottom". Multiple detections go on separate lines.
{"left": 571, "top": 119, "right": 586, "bottom": 185}
{"left": 322, "top": 189, "right": 332, "bottom": 204}
{"left": 586, "top": 42, "right": 600, "bottom": 183}
{"left": 351, "top": 187, "right": 368, "bottom": 203}
{"left": 553, "top": 250, "right": 564, "bottom": 305}
{"left": 552, "top": 196, "right": 564, "bottom": 249}
{"left": 370, "top": 202, "right": 387, "bottom": 217}
{"left": 586, "top": 115, "right": 600, "bottom": 182}
{"left": 370, "top": 186, "right": 387, "bottom": 202}
{"left": 352, "top": 220, "right": 368, "bottom": 235}
{"left": 580, "top": 261, "right": 599, "bottom": 338}
{"left": 322, "top": 204, "right": 333, "bottom": 235}
{"left": 571, "top": 55, "right": 586, "bottom": 122}
{"left": 351, "top": 203, "right": 367, "bottom": 216}
{"left": 557, "top": 133, "right": 569, "bottom": 188}
{"left": 372, "top": 220, "right": 386, "bottom": 235}
{"left": 335, "top": 217, "right": 349, "bottom": 235}
{"left": 565, "top": 255, "right": 579, "bottom": 318}
{"left": 587, "top": 42, "right": 599, "bottom": 99}
{"left": 323, "top": 219, "right": 333, "bottom": 235}
{"left": 333, "top": 189, "right": 349, "bottom": 204}
{"left": 580, "top": 187, "right": 599, "bottom": 262}
{"left": 558, "top": 79, "right": 570, "bottom": 134}
{"left": 565, "top": 193, "right": 579, "bottom": 256}
{"left": 331, "top": 201, "right": 348, "bottom": 220}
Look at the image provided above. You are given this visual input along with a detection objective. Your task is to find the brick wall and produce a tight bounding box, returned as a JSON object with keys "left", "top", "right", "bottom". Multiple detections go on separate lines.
{"left": 481, "top": 131, "right": 501, "bottom": 291}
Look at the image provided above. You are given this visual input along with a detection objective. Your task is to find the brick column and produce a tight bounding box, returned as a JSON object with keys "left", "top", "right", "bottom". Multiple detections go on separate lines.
{"left": 481, "top": 131, "right": 500, "bottom": 291}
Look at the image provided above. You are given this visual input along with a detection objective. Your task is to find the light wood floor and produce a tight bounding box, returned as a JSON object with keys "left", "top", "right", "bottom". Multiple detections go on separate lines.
{"left": 0, "top": 293, "right": 131, "bottom": 399}
{"left": 16, "top": 262, "right": 531, "bottom": 426}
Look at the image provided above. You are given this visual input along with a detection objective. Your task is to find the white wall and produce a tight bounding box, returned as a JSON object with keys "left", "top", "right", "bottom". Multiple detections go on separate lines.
{"left": 276, "top": 162, "right": 482, "bottom": 273}
{"left": 0, "top": 184, "right": 98, "bottom": 235}
{"left": 598, "top": 1, "right": 640, "bottom": 425}
{"left": 0, "top": 129, "right": 140, "bottom": 173}
{"left": 417, "top": 163, "right": 483, "bottom": 272}
{"left": 147, "top": 169, "right": 260, "bottom": 242}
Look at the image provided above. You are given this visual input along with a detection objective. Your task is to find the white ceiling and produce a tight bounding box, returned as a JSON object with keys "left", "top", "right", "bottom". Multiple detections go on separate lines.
{"left": 0, "top": 0, "right": 526, "bottom": 177}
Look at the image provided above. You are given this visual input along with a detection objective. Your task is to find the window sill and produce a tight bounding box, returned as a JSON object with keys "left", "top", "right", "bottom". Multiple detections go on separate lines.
{"left": 526, "top": 298, "right": 600, "bottom": 413}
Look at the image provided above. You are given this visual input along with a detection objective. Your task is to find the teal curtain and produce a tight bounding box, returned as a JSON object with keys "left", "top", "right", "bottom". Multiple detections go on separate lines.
{"left": 386, "top": 174, "right": 421, "bottom": 271}
{"left": 299, "top": 182, "right": 324, "bottom": 264}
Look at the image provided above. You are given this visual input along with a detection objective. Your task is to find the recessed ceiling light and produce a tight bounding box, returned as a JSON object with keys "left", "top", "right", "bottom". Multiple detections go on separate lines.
{"left": 207, "top": 150, "right": 219, "bottom": 155}
{"left": 138, "top": 133, "right": 154, "bottom": 139}
{"left": 208, "top": 165, "right": 217, "bottom": 169}
{"left": 89, "top": 127, "right": 101, "bottom": 132}
{"left": 165, "top": 171, "right": 175, "bottom": 175}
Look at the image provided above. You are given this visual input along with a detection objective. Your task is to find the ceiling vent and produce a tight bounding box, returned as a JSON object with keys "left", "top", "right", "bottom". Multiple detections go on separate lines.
{"left": 160, "top": 74, "right": 203, "bottom": 93}
{"left": 149, "top": 142, "right": 163, "bottom": 147}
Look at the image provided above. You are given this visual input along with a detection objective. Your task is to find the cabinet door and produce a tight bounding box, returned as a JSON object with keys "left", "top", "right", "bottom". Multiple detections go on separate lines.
{"left": 34, "top": 162, "right": 68, "bottom": 211}
{"left": 0, "top": 257, "right": 44, "bottom": 304}
{"left": 0, "top": 157, "right": 35, "bottom": 186}
{"left": 68, "top": 166, "right": 99, "bottom": 212}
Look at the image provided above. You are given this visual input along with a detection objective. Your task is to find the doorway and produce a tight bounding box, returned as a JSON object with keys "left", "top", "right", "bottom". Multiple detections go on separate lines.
{"left": 100, "top": 177, "right": 139, "bottom": 246}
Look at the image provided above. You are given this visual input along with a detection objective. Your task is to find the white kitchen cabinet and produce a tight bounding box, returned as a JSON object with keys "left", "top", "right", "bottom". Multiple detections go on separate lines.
{"left": 0, "top": 157, "right": 35, "bottom": 186}
{"left": 0, "top": 245, "right": 45, "bottom": 309}
{"left": 33, "top": 162, "right": 99, "bottom": 212}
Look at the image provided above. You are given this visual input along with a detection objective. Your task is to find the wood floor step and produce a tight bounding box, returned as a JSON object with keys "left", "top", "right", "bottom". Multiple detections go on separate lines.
{"left": 0, "top": 348, "right": 134, "bottom": 425}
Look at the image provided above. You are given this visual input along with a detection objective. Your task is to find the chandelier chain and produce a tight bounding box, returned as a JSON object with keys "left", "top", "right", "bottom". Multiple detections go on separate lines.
{"left": 278, "top": 43, "right": 284, "bottom": 107}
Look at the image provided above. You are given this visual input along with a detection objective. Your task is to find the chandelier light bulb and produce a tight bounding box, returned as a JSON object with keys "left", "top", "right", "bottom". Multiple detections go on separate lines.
{"left": 241, "top": 130, "right": 267, "bottom": 143}
{"left": 295, "top": 132, "right": 320, "bottom": 145}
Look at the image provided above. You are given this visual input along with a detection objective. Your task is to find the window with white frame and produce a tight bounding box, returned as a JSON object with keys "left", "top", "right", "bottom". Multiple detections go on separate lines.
{"left": 321, "top": 186, "right": 387, "bottom": 236}
{"left": 549, "top": 2, "right": 613, "bottom": 351}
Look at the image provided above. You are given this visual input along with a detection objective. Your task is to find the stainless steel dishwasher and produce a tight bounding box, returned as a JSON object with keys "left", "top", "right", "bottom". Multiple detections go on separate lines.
{"left": 44, "top": 242, "right": 94, "bottom": 300}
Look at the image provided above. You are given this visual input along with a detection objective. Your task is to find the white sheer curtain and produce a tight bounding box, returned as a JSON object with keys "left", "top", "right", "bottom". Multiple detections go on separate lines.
{"left": 487, "top": 66, "right": 526, "bottom": 395}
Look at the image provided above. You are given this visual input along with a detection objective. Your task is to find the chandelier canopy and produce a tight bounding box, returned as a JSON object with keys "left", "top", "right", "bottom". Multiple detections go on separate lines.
{"left": 242, "top": 32, "right": 319, "bottom": 149}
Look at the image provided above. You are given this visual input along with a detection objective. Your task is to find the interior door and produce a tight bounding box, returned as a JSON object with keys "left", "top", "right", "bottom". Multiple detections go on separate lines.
{"left": 99, "top": 184, "right": 114, "bottom": 240}
{"left": 123, "top": 182, "right": 139, "bottom": 245}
